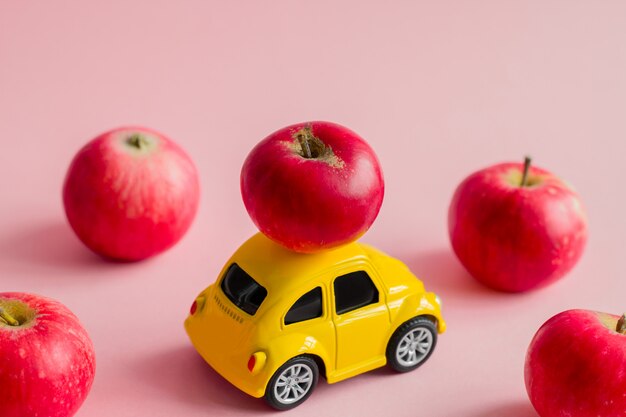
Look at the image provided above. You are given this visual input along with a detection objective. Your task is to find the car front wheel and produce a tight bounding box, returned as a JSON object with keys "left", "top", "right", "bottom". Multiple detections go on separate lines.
{"left": 264, "top": 356, "right": 319, "bottom": 411}
{"left": 386, "top": 316, "right": 437, "bottom": 372}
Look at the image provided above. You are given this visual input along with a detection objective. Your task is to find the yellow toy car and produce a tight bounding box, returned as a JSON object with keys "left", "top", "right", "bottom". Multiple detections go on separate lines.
{"left": 185, "top": 233, "right": 446, "bottom": 410}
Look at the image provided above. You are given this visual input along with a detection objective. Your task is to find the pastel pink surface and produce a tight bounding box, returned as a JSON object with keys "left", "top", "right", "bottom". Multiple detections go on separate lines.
{"left": 0, "top": 2, "right": 625, "bottom": 417}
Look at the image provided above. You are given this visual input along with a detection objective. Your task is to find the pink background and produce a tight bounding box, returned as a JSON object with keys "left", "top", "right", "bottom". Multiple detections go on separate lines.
{"left": 1, "top": 1, "right": 625, "bottom": 416}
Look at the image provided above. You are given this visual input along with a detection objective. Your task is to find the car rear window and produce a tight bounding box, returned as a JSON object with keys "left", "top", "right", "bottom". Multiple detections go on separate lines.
{"left": 220, "top": 263, "right": 267, "bottom": 316}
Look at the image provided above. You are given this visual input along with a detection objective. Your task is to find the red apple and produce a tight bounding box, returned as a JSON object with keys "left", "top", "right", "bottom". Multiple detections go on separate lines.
{"left": 63, "top": 126, "right": 200, "bottom": 261}
{"left": 240, "top": 121, "right": 384, "bottom": 253}
{"left": 0, "top": 292, "right": 96, "bottom": 417}
{"left": 525, "top": 309, "right": 626, "bottom": 417}
{"left": 448, "top": 158, "right": 587, "bottom": 292}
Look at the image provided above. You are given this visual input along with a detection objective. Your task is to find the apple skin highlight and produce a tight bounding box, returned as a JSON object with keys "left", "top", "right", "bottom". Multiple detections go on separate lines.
{"left": 525, "top": 309, "right": 626, "bottom": 417}
{"left": 63, "top": 126, "right": 200, "bottom": 261}
{"left": 0, "top": 292, "right": 96, "bottom": 417}
{"left": 448, "top": 161, "right": 587, "bottom": 292}
{"left": 241, "top": 121, "right": 384, "bottom": 253}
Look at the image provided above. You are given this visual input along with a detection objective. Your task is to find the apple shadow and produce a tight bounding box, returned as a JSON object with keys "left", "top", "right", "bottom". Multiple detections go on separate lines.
{"left": 130, "top": 345, "right": 274, "bottom": 413}
{"left": 399, "top": 248, "right": 496, "bottom": 305}
{"left": 470, "top": 401, "right": 537, "bottom": 417}
{"left": 0, "top": 220, "right": 97, "bottom": 267}
{"left": 0, "top": 220, "right": 123, "bottom": 270}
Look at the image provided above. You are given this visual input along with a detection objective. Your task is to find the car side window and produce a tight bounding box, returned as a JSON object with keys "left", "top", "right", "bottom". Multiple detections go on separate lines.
{"left": 284, "top": 287, "right": 323, "bottom": 325}
{"left": 334, "top": 271, "right": 379, "bottom": 315}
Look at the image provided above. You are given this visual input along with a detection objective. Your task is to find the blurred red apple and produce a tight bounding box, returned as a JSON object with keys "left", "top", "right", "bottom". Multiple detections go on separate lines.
{"left": 241, "top": 121, "right": 384, "bottom": 253}
{"left": 448, "top": 158, "right": 587, "bottom": 292}
{"left": 525, "top": 309, "right": 626, "bottom": 417}
{"left": 0, "top": 292, "right": 96, "bottom": 417}
{"left": 63, "top": 126, "right": 200, "bottom": 261}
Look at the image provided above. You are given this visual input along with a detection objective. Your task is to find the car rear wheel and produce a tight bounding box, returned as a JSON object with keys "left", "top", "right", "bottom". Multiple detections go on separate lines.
{"left": 264, "top": 356, "right": 319, "bottom": 411}
{"left": 387, "top": 316, "right": 437, "bottom": 372}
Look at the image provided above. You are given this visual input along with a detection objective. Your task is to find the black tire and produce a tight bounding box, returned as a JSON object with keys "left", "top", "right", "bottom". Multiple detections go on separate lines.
{"left": 264, "top": 356, "right": 319, "bottom": 411}
{"left": 386, "top": 316, "right": 437, "bottom": 373}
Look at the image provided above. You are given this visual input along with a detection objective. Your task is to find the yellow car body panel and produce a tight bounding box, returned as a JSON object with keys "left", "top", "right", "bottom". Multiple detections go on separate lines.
{"left": 185, "top": 233, "right": 445, "bottom": 398}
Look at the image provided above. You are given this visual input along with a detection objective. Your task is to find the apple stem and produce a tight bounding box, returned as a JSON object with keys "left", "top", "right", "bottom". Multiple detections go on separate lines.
{"left": 617, "top": 314, "right": 626, "bottom": 335}
{"left": 294, "top": 125, "right": 325, "bottom": 159}
{"left": 520, "top": 156, "right": 532, "bottom": 187}
{"left": 126, "top": 134, "right": 149, "bottom": 150}
{"left": 299, "top": 132, "right": 313, "bottom": 158}
{"left": 0, "top": 308, "right": 19, "bottom": 326}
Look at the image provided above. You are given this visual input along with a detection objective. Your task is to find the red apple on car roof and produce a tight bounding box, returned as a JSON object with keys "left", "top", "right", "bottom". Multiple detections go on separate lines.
{"left": 241, "top": 121, "right": 384, "bottom": 253}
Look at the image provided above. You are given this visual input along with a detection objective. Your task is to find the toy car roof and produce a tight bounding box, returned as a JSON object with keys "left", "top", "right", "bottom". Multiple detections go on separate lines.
{"left": 226, "top": 233, "right": 379, "bottom": 296}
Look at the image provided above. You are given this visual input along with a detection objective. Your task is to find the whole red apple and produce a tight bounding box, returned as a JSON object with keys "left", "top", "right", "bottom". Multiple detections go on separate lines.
{"left": 448, "top": 158, "right": 587, "bottom": 292}
{"left": 525, "top": 309, "right": 626, "bottom": 417}
{"left": 240, "top": 121, "right": 384, "bottom": 253}
{"left": 0, "top": 292, "right": 96, "bottom": 417}
{"left": 63, "top": 126, "right": 200, "bottom": 261}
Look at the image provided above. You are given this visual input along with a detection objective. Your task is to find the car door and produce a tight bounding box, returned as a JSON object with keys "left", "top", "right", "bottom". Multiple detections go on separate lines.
{"left": 331, "top": 266, "right": 390, "bottom": 375}
{"left": 280, "top": 285, "right": 335, "bottom": 364}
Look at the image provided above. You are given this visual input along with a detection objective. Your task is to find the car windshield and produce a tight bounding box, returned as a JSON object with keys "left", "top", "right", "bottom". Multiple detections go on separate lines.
{"left": 220, "top": 263, "right": 268, "bottom": 316}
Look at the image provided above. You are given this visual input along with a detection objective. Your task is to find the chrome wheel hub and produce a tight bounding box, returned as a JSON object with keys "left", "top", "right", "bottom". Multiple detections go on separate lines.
{"left": 396, "top": 327, "right": 433, "bottom": 367}
{"left": 274, "top": 364, "right": 313, "bottom": 405}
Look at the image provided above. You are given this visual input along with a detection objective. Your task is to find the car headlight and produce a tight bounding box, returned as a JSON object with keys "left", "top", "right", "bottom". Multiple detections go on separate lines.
{"left": 434, "top": 294, "right": 442, "bottom": 308}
